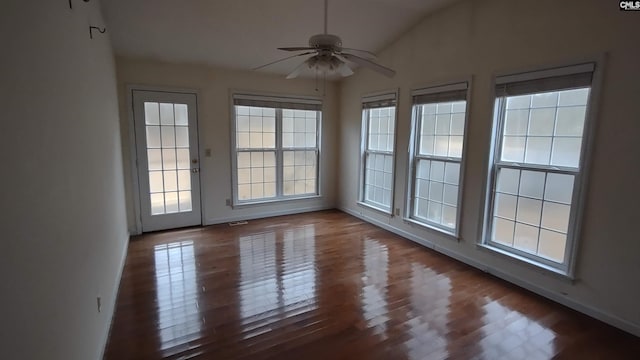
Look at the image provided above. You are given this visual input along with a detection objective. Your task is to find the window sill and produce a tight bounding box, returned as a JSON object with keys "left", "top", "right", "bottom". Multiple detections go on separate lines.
{"left": 477, "top": 243, "right": 575, "bottom": 282}
{"left": 404, "top": 217, "right": 459, "bottom": 241}
{"left": 357, "top": 201, "right": 393, "bottom": 216}
{"left": 233, "top": 194, "right": 321, "bottom": 209}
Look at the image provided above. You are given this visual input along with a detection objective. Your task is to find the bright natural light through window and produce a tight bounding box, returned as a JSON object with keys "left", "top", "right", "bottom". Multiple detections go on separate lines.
{"left": 233, "top": 95, "right": 321, "bottom": 204}
{"left": 485, "top": 63, "right": 595, "bottom": 273}
{"left": 360, "top": 93, "right": 397, "bottom": 213}
{"left": 407, "top": 82, "right": 468, "bottom": 235}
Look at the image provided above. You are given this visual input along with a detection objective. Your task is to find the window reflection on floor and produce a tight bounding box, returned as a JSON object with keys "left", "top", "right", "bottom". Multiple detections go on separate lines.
{"left": 362, "top": 239, "right": 389, "bottom": 337}
{"left": 282, "top": 226, "right": 316, "bottom": 308}
{"left": 480, "top": 300, "right": 555, "bottom": 358}
{"left": 153, "top": 240, "right": 201, "bottom": 354}
{"left": 406, "top": 263, "right": 451, "bottom": 360}
{"left": 239, "top": 226, "right": 317, "bottom": 339}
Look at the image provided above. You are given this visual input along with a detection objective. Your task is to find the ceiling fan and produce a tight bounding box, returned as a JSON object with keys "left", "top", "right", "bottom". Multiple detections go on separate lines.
{"left": 253, "top": 0, "right": 396, "bottom": 79}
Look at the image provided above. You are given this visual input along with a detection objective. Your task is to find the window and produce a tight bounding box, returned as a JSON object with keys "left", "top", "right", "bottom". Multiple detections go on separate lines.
{"left": 484, "top": 63, "right": 595, "bottom": 273}
{"left": 232, "top": 94, "right": 321, "bottom": 204}
{"left": 407, "top": 82, "right": 468, "bottom": 236}
{"left": 360, "top": 92, "right": 397, "bottom": 213}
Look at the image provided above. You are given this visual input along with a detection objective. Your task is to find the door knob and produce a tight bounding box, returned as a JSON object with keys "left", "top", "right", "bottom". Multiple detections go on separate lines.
{"left": 192, "top": 168, "right": 200, "bottom": 173}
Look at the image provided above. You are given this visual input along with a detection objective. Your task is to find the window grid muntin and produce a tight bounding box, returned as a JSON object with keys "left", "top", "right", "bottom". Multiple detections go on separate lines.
{"left": 233, "top": 105, "right": 320, "bottom": 204}
{"left": 361, "top": 104, "right": 396, "bottom": 212}
{"left": 409, "top": 98, "right": 466, "bottom": 234}
{"left": 487, "top": 86, "right": 590, "bottom": 268}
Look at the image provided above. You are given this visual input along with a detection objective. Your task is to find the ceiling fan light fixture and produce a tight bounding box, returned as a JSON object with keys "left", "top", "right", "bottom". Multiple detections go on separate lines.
{"left": 254, "top": 0, "right": 395, "bottom": 79}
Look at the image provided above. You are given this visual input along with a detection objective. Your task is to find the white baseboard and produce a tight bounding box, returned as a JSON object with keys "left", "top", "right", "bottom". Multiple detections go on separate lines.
{"left": 339, "top": 206, "right": 640, "bottom": 338}
{"left": 205, "top": 205, "right": 333, "bottom": 226}
{"left": 97, "top": 233, "right": 130, "bottom": 360}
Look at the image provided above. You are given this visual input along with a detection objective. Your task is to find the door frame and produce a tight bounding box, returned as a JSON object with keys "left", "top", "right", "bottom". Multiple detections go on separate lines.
{"left": 126, "top": 85, "right": 205, "bottom": 235}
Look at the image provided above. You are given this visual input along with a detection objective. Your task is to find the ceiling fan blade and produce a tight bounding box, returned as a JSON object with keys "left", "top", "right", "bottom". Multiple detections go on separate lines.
{"left": 252, "top": 51, "right": 315, "bottom": 71}
{"left": 278, "top": 47, "right": 316, "bottom": 52}
{"left": 286, "top": 58, "right": 312, "bottom": 79}
{"left": 336, "top": 61, "right": 354, "bottom": 77}
{"left": 340, "top": 53, "right": 396, "bottom": 78}
{"left": 341, "top": 48, "right": 377, "bottom": 59}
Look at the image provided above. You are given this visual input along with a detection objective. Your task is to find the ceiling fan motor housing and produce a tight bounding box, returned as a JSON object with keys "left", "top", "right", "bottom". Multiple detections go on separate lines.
{"left": 309, "top": 34, "right": 343, "bottom": 52}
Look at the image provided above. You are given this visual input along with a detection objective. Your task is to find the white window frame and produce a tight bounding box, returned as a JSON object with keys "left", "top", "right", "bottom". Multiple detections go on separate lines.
{"left": 482, "top": 62, "right": 599, "bottom": 276}
{"left": 358, "top": 91, "right": 398, "bottom": 214}
{"left": 405, "top": 81, "right": 470, "bottom": 238}
{"left": 230, "top": 93, "right": 322, "bottom": 206}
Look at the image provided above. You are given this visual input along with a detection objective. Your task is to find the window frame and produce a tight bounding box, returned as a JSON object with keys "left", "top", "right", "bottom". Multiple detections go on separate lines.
{"left": 481, "top": 62, "right": 600, "bottom": 276}
{"left": 230, "top": 93, "right": 322, "bottom": 206}
{"left": 405, "top": 81, "right": 471, "bottom": 238}
{"left": 358, "top": 90, "right": 399, "bottom": 215}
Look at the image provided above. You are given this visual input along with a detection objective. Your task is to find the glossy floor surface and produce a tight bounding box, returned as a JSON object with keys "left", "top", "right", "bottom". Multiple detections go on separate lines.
{"left": 104, "top": 210, "right": 640, "bottom": 359}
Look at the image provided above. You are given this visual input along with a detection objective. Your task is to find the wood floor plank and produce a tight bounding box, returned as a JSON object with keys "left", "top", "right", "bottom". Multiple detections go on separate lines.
{"left": 104, "top": 210, "right": 640, "bottom": 359}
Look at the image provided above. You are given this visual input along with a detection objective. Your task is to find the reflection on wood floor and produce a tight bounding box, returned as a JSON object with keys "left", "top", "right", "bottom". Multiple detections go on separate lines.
{"left": 104, "top": 210, "right": 640, "bottom": 359}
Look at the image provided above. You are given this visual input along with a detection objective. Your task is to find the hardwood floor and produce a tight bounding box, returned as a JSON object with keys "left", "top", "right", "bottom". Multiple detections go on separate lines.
{"left": 104, "top": 210, "right": 639, "bottom": 359}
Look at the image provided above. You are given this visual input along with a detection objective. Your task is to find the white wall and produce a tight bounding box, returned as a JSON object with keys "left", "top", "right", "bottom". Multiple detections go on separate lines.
{"left": 337, "top": 0, "right": 640, "bottom": 335}
{"left": 116, "top": 58, "right": 339, "bottom": 233}
{"left": 0, "top": 2, "right": 129, "bottom": 359}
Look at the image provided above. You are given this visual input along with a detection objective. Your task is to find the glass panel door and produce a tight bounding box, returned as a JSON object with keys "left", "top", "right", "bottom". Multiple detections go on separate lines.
{"left": 133, "top": 90, "right": 201, "bottom": 232}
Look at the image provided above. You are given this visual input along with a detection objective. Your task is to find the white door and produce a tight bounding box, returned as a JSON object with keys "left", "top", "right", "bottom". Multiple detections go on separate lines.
{"left": 132, "top": 90, "right": 202, "bottom": 232}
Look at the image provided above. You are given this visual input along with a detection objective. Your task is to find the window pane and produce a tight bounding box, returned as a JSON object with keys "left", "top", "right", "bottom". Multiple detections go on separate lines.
{"left": 147, "top": 149, "right": 162, "bottom": 171}
{"left": 506, "top": 95, "right": 531, "bottom": 109}
{"left": 514, "top": 223, "right": 539, "bottom": 254}
{"left": 528, "top": 108, "right": 555, "bottom": 136}
{"left": 174, "top": 104, "right": 188, "bottom": 126}
{"left": 558, "top": 88, "right": 589, "bottom": 106}
{"left": 538, "top": 229, "right": 566, "bottom": 262}
{"left": 146, "top": 126, "right": 161, "bottom": 148}
{"left": 504, "top": 110, "right": 529, "bottom": 135}
{"left": 443, "top": 184, "right": 458, "bottom": 206}
{"left": 178, "top": 191, "right": 192, "bottom": 211}
{"left": 555, "top": 106, "right": 586, "bottom": 136}
{"left": 427, "top": 201, "right": 442, "bottom": 223}
{"left": 144, "top": 102, "right": 160, "bottom": 125}
{"left": 161, "top": 126, "right": 175, "bottom": 147}
{"left": 495, "top": 193, "right": 517, "bottom": 220}
{"left": 531, "top": 92, "right": 558, "bottom": 108}
{"left": 430, "top": 161, "right": 444, "bottom": 182}
{"left": 524, "top": 137, "right": 552, "bottom": 165}
{"left": 442, "top": 205, "right": 457, "bottom": 228}
{"left": 175, "top": 127, "right": 189, "bottom": 148}
{"left": 422, "top": 114, "right": 436, "bottom": 135}
{"left": 544, "top": 173, "right": 574, "bottom": 204}
{"left": 444, "top": 162, "right": 460, "bottom": 185}
{"left": 502, "top": 137, "right": 525, "bottom": 162}
{"left": 519, "top": 170, "right": 545, "bottom": 199}
{"left": 496, "top": 168, "right": 520, "bottom": 195}
{"left": 541, "top": 202, "right": 570, "bottom": 233}
{"left": 493, "top": 218, "right": 514, "bottom": 246}
{"left": 149, "top": 171, "right": 164, "bottom": 193}
{"left": 165, "top": 192, "right": 179, "bottom": 213}
{"left": 160, "top": 103, "right": 174, "bottom": 126}
{"left": 516, "top": 198, "right": 542, "bottom": 226}
{"left": 150, "top": 193, "right": 164, "bottom": 215}
{"left": 551, "top": 137, "right": 582, "bottom": 168}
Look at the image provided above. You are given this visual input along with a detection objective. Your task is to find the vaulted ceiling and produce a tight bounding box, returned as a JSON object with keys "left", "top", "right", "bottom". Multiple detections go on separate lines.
{"left": 101, "top": 0, "right": 459, "bottom": 77}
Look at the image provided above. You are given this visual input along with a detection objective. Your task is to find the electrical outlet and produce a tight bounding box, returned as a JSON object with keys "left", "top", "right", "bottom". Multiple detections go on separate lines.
{"left": 97, "top": 296, "right": 102, "bottom": 313}
{"left": 225, "top": 198, "right": 231, "bottom": 206}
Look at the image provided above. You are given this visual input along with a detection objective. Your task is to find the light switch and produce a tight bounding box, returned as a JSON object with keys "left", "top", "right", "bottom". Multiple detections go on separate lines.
{"left": 205, "top": 148, "right": 212, "bottom": 157}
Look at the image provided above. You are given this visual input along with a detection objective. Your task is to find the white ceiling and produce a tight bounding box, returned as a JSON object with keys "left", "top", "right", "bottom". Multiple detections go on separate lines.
{"left": 101, "top": 0, "right": 459, "bottom": 77}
